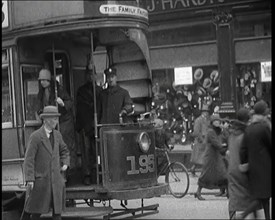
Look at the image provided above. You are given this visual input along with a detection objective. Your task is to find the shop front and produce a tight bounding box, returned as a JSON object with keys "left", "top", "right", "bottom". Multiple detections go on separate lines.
{"left": 138, "top": 0, "right": 271, "bottom": 145}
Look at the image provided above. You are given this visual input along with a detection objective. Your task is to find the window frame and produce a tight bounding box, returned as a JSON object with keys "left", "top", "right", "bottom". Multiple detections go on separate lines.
{"left": 20, "top": 64, "right": 43, "bottom": 126}
{"left": 2, "top": 48, "right": 15, "bottom": 129}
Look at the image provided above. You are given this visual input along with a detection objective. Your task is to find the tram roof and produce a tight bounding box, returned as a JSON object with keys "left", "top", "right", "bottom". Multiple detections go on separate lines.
{"left": 2, "top": 1, "right": 149, "bottom": 43}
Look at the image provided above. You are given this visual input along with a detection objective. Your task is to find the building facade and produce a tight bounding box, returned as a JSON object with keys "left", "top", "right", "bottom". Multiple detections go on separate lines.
{"left": 141, "top": 0, "right": 271, "bottom": 122}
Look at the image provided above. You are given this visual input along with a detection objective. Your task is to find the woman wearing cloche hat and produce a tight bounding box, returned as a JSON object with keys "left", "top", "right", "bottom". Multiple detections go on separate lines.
{"left": 194, "top": 113, "right": 227, "bottom": 200}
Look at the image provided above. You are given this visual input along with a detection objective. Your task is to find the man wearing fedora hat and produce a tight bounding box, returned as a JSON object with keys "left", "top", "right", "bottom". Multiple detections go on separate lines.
{"left": 99, "top": 66, "right": 133, "bottom": 124}
{"left": 238, "top": 100, "right": 271, "bottom": 219}
{"left": 23, "top": 106, "right": 70, "bottom": 220}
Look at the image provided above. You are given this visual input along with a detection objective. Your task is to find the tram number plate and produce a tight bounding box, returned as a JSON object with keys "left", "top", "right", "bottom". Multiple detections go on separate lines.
{"left": 126, "top": 154, "right": 155, "bottom": 175}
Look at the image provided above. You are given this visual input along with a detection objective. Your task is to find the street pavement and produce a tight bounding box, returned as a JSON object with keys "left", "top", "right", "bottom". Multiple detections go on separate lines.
{"left": 94, "top": 172, "right": 267, "bottom": 219}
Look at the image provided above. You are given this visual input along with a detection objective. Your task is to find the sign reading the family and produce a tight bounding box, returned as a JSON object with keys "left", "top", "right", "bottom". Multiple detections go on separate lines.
{"left": 2, "top": 0, "right": 9, "bottom": 28}
{"left": 99, "top": 4, "right": 148, "bottom": 20}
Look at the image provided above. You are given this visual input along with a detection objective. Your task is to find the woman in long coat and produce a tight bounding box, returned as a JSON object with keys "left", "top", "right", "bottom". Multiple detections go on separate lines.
{"left": 37, "top": 69, "right": 76, "bottom": 170}
{"left": 190, "top": 108, "right": 210, "bottom": 175}
{"left": 194, "top": 114, "right": 228, "bottom": 200}
{"left": 227, "top": 108, "right": 260, "bottom": 219}
{"left": 239, "top": 100, "right": 271, "bottom": 219}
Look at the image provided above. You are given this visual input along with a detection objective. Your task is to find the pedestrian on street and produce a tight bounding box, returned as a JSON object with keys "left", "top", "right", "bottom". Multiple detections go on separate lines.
{"left": 23, "top": 106, "right": 70, "bottom": 220}
{"left": 227, "top": 108, "right": 260, "bottom": 219}
{"left": 215, "top": 118, "right": 230, "bottom": 197}
{"left": 99, "top": 66, "right": 133, "bottom": 124}
{"left": 239, "top": 100, "right": 271, "bottom": 220}
{"left": 36, "top": 69, "right": 76, "bottom": 178}
{"left": 194, "top": 114, "right": 228, "bottom": 200}
{"left": 76, "top": 66, "right": 102, "bottom": 185}
{"left": 189, "top": 105, "right": 210, "bottom": 176}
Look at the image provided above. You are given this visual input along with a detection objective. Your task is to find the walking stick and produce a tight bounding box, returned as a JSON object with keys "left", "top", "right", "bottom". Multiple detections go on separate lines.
{"left": 19, "top": 184, "right": 32, "bottom": 220}
{"left": 52, "top": 43, "right": 60, "bottom": 131}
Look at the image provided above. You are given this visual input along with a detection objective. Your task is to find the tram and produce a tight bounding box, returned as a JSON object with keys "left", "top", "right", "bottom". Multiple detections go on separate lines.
{"left": 2, "top": 1, "right": 168, "bottom": 219}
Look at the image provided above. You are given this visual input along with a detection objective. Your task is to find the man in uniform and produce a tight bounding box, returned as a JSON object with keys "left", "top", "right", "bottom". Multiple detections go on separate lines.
{"left": 99, "top": 66, "right": 133, "bottom": 124}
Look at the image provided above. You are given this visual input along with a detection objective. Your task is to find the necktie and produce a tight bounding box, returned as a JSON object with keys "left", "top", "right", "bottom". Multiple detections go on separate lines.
{"left": 49, "top": 132, "right": 54, "bottom": 149}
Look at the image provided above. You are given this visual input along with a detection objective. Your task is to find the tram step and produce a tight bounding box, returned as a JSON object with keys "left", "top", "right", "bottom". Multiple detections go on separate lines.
{"left": 41, "top": 206, "right": 113, "bottom": 218}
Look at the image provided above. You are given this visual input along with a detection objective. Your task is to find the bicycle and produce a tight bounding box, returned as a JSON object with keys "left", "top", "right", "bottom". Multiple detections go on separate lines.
{"left": 156, "top": 146, "right": 190, "bottom": 198}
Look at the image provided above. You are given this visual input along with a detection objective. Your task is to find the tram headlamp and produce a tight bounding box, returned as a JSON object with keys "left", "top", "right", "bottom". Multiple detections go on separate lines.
{"left": 137, "top": 132, "right": 151, "bottom": 153}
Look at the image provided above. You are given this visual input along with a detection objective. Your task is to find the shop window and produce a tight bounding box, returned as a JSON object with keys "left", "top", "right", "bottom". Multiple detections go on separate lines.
{"left": 21, "top": 65, "right": 42, "bottom": 123}
{"left": 2, "top": 49, "right": 13, "bottom": 126}
{"left": 151, "top": 65, "right": 220, "bottom": 145}
{"left": 236, "top": 62, "right": 272, "bottom": 109}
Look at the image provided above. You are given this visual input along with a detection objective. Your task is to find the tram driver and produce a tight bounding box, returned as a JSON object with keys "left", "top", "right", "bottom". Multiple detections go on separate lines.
{"left": 99, "top": 66, "right": 133, "bottom": 124}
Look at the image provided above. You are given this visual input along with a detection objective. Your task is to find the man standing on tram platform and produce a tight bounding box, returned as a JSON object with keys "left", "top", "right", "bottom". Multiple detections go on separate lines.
{"left": 23, "top": 105, "right": 70, "bottom": 220}
{"left": 76, "top": 66, "right": 102, "bottom": 185}
{"left": 99, "top": 66, "right": 133, "bottom": 124}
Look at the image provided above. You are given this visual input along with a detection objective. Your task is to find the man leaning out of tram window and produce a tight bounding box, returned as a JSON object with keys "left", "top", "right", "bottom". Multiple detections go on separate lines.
{"left": 23, "top": 105, "right": 70, "bottom": 220}
{"left": 99, "top": 66, "right": 134, "bottom": 124}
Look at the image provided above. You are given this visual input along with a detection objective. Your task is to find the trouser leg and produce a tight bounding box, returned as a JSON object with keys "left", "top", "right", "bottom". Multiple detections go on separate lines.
{"left": 261, "top": 198, "right": 270, "bottom": 220}
{"left": 81, "top": 131, "right": 92, "bottom": 177}
{"left": 30, "top": 213, "right": 41, "bottom": 220}
{"left": 242, "top": 200, "right": 261, "bottom": 219}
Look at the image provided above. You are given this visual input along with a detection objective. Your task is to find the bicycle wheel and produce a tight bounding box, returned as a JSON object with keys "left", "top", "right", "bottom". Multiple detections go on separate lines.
{"left": 165, "top": 162, "right": 190, "bottom": 198}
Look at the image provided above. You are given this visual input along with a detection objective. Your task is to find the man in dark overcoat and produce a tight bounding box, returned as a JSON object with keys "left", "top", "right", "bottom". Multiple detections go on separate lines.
{"left": 239, "top": 100, "right": 271, "bottom": 219}
{"left": 76, "top": 67, "right": 102, "bottom": 185}
{"left": 99, "top": 67, "right": 133, "bottom": 124}
{"left": 23, "top": 105, "right": 70, "bottom": 220}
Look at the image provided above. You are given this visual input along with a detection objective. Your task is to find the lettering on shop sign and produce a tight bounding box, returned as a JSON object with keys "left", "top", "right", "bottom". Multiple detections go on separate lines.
{"left": 127, "top": 154, "right": 155, "bottom": 175}
{"left": 99, "top": 4, "right": 148, "bottom": 19}
{"left": 143, "top": 0, "right": 226, "bottom": 12}
{"left": 2, "top": 0, "right": 8, "bottom": 28}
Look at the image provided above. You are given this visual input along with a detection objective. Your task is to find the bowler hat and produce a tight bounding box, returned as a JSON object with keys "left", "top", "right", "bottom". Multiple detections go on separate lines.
{"left": 253, "top": 100, "right": 269, "bottom": 115}
{"left": 40, "top": 106, "right": 61, "bottom": 119}
{"left": 104, "top": 67, "right": 117, "bottom": 76}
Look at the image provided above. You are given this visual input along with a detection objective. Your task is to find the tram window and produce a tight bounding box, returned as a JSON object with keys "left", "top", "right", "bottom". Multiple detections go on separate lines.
{"left": 21, "top": 65, "right": 42, "bottom": 123}
{"left": 2, "top": 49, "right": 13, "bottom": 125}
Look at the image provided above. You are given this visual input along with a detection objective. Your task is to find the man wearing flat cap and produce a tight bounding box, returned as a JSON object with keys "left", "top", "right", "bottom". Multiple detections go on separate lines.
{"left": 239, "top": 100, "right": 271, "bottom": 219}
{"left": 99, "top": 66, "right": 133, "bottom": 124}
{"left": 23, "top": 106, "right": 70, "bottom": 220}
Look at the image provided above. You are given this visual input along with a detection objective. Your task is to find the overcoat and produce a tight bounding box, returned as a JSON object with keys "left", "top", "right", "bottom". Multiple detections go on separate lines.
{"left": 198, "top": 126, "right": 227, "bottom": 189}
{"left": 100, "top": 85, "right": 133, "bottom": 124}
{"left": 23, "top": 127, "right": 70, "bottom": 214}
{"left": 190, "top": 115, "right": 209, "bottom": 165}
{"left": 76, "top": 82, "right": 102, "bottom": 136}
{"left": 240, "top": 116, "right": 271, "bottom": 199}
{"left": 227, "top": 120, "right": 257, "bottom": 213}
